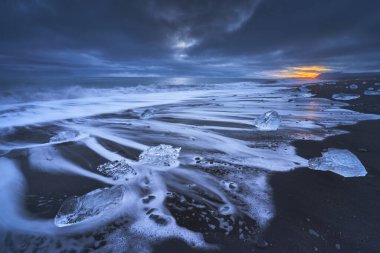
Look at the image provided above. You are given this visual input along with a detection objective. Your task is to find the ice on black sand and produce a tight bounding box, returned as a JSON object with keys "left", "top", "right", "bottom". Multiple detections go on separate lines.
{"left": 253, "top": 111, "right": 281, "bottom": 131}
{"left": 308, "top": 148, "right": 366, "bottom": 177}
{"left": 364, "top": 90, "right": 380, "bottom": 96}
{"left": 55, "top": 185, "right": 125, "bottom": 227}
{"left": 50, "top": 130, "right": 81, "bottom": 142}
{"left": 139, "top": 144, "right": 181, "bottom": 167}
{"left": 349, "top": 84, "right": 358, "bottom": 89}
{"left": 332, "top": 93, "right": 360, "bottom": 101}
{"left": 97, "top": 160, "right": 137, "bottom": 181}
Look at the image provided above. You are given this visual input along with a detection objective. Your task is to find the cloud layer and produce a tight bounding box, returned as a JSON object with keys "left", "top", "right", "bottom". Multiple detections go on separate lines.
{"left": 0, "top": 0, "right": 379, "bottom": 77}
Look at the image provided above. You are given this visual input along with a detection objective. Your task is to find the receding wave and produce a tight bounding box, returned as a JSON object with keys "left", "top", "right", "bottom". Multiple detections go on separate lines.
{"left": 1, "top": 80, "right": 379, "bottom": 252}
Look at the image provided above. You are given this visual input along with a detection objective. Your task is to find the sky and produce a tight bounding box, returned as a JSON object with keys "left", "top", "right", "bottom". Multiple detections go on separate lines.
{"left": 1, "top": 0, "right": 380, "bottom": 78}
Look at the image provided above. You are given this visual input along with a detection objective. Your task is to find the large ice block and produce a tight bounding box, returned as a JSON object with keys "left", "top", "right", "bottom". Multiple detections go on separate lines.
{"left": 55, "top": 185, "right": 125, "bottom": 227}
{"left": 253, "top": 111, "right": 281, "bottom": 131}
{"left": 308, "top": 148, "right": 366, "bottom": 177}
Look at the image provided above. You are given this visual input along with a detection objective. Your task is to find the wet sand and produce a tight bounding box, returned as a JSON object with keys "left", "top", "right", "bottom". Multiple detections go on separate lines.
{"left": 152, "top": 79, "right": 380, "bottom": 253}
{"left": 263, "top": 79, "right": 380, "bottom": 252}
{"left": 2, "top": 78, "right": 380, "bottom": 252}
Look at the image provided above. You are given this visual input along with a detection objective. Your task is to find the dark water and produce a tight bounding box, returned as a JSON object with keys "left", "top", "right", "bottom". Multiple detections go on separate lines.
{"left": 0, "top": 76, "right": 274, "bottom": 90}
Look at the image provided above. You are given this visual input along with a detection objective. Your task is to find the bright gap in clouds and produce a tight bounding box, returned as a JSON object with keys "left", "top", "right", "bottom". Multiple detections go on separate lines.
{"left": 272, "top": 66, "right": 332, "bottom": 79}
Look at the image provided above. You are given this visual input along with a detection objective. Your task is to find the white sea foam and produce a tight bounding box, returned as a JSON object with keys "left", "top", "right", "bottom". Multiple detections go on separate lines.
{"left": 1, "top": 80, "right": 379, "bottom": 252}
{"left": 28, "top": 146, "right": 115, "bottom": 184}
{"left": 0, "top": 158, "right": 55, "bottom": 234}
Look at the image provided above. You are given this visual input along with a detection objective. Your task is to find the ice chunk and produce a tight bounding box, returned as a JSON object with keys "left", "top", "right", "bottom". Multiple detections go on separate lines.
{"left": 55, "top": 185, "right": 125, "bottom": 227}
{"left": 297, "top": 86, "right": 312, "bottom": 97}
{"left": 364, "top": 90, "right": 380, "bottom": 95}
{"left": 50, "top": 130, "right": 81, "bottom": 142}
{"left": 140, "top": 109, "right": 154, "bottom": 119}
{"left": 97, "top": 160, "right": 137, "bottom": 181}
{"left": 349, "top": 84, "right": 358, "bottom": 89}
{"left": 375, "top": 82, "right": 380, "bottom": 86}
{"left": 308, "top": 148, "right": 366, "bottom": 177}
{"left": 332, "top": 93, "right": 360, "bottom": 101}
{"left": 253, "top": 111, "right": 281, "bottom": 131}
{"left": 139, "top": 144, "right": 181, "bottom": 167}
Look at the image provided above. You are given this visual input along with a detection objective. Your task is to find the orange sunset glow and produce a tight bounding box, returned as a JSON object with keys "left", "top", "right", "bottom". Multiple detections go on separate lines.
{"left": 272, "top": 66, "right": 331, "bottom": 79}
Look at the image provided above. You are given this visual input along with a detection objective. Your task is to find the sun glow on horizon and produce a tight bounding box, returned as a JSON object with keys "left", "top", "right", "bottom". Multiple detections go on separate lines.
{"left": 272, "top": 65, "right": 331, "bottom": 79}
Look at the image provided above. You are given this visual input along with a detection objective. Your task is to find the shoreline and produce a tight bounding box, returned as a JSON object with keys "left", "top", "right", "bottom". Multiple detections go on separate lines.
{"left": 151, "top": 79, "right": 380, "bottom": 252}
{"left": 263, "top": 79, "right": 380, "bottom": 252}
{"left": 2, "top": 78, "right": 379, "bottom": 252}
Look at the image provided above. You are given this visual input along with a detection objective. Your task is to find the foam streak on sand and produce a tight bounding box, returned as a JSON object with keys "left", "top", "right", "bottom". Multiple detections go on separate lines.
{"left": 0, "top": 81, "right": 379, "bottom": 252}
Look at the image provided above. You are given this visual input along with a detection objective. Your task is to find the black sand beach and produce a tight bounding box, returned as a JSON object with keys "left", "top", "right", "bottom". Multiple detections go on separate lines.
{"left": 262, "top": 79, "right": 380, "bottom": 253}
{"left": 2, "top": 0, "right": 380, "bottom": 252}
{"left": 1, "top": 78, "right": 380, "bottom": 253}
{"left": 152, "top": 79, "right": 380, "bottom": 253}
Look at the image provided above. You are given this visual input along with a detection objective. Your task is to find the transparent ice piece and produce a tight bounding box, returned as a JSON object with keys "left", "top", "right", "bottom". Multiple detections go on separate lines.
{"left": 55, "top": 185, "right": 125, "bottom": 227}
{"left": 332, "top": 93, "right": 360, "bottom": 101}
{"left": 97, "top": 160, "right": 137, "bottom": 181}
{"left": 253, "top": 111, "right": 281, "bottom": 131}
{"left": 139, "top": 144, "right": 181, "bottom": 167}
{"left": 308, "top": 148, "right": 366, "bottom": 177}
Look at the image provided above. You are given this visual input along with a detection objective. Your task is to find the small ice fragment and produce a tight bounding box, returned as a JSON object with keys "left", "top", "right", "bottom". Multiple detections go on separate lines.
{"left": 375, "top": 82, "right": 380, "bottom": 86}
{"left": 253, "top": 111, "right": 281, "bottom": 131}
{"left": 364, "top": 90, "right": 380, "bottom": 95}
{"left": 298, "top": 86, "right": 310, "bottom": 93}
{"left": 308, "top": 148, "right": 366, "bottom": 177}
{"left": 297, "top": 86, "right": 312, "bottom": 97}
{"left": 308, "top": 229, "right": 320, "bottom": 238}
{"left": 139, "top": 144, "right": 181, "bottom": 167}
{"left": 140, "top": 109, "right": 154, "bottom": 119}
{"left": 50, "top": 130, "right": 81, "bottom": 142}
{"left": 97, "top": 160, "right": 137, "bottom": 181}
{"left": 349, "top": 84, "right": 358, "bottom": 89}
{"left": 55, "top": 185, "right": 125, "bottom": 227}
{"left": 332, "top": 93, "right": 360, "bottom": 101}
{"left": 256, "top": 237, "right": 269, "bottom": 248}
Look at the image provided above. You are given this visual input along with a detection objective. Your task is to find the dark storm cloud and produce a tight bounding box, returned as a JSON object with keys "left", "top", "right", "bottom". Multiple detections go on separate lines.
{"left": 191, "top": 0, "right": 380, "bottom": 72}
{"left": 0, "top": 0, "right": 379, "bottom": 77}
